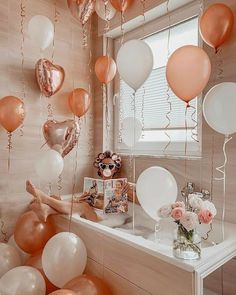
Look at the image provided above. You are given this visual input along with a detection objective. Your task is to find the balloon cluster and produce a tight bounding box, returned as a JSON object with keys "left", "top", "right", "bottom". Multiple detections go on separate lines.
{"left": 0, "top": 215, "right": 113, "bottom": 295}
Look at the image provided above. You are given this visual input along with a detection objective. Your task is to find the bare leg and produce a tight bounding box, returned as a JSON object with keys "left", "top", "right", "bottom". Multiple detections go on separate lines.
{"left": 26, "top": 181, "right": 98, "bottom": 222}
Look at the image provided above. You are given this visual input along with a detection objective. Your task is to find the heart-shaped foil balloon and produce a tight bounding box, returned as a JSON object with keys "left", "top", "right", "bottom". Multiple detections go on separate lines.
{"left": 67, "top": 0, "right": 95, "bottom": 25}
{"left": 43, "top": 120, "right": 80, "bottom": 157}
{"left": 35, "top": 59, "right": 65, "bottom": 97}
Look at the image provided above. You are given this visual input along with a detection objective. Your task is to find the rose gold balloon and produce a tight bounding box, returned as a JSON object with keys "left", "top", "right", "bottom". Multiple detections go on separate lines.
{"left": 68, "top": 88, "right": 90, "bottom": 118}
{"left": 67, "top": 0, "right": 95, "bottom": 25}
{"left": 35, "top": 59, "right": 65, "bottom": 97}
{"left": 110, "top": 0, "right": 133, "bottom": 12}
{"left": 49, "top": 290, "right": 76, "bottom": 295}
{"left": 43, "top": 120, "right": 80, "bottom": 157}
{"left": 0, "top": 96, "right": 25, "bottom": 132}
{"left": 200, "top": 3, "right": 234, "bottom": 51}
{"left": 14, "top": 211, "right": 56, "bottom": 254}
{"left": 64, "top": 274, "right": 113, "bottom": 295}
{"left": 166, "top": 45, "right": 211, "bottom": 105}
{"left": 25, "top": 252, "right": 58, "bottom": 295}
{"left": 95, "top": 56, "right": 117, "bottom": 84}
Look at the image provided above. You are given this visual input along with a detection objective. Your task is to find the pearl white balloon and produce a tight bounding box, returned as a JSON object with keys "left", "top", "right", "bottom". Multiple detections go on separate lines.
{"left": 95, "top": 0, "right": 116, "bottom": 21}
{"left": 0, "top": 243, "right": 22, "bottom": 278}
{"left": 0, "top": 266, "right": 45, "bottom": 295}
{"left": 122, "top": 117, "right": 142, "bottom": 148}
{"left": 8, "top": 235, "right": 29, "bottom": 264}
{"left": 28, "top": 15, "right": 54, "bottom": 51}
{"left": 34, "top": 150, "right": 64, "bottom": 182}
{"left": 42, "top": 232, "right": 87, "bottom": 288}
{"left": 203, "top": 82, "right": 236, "bottom": 136}
{"left": 117, "top": 39, "right": 153, "bottom": 91}
{"left": 136, "top": 167, "right": 178, "bottom": 221}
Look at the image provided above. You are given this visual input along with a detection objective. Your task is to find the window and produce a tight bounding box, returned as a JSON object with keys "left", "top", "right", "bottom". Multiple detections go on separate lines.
{"left": 115, "top": 16, "right": 202, "bottom": 158}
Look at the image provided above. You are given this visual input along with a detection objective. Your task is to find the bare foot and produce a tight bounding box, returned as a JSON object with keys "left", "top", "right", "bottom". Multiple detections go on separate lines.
{"left": 26, "top": 180, "right": 58, "bottom": 222}
{"left": 26, "top": 180, "right": 51, "bottom": 204}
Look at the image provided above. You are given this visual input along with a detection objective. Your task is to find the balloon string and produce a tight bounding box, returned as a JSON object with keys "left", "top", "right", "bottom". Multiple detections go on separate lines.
{"left": 199, "top": 0, "right": 204, "bottom": 16}
{"left": 57, "top": 174, "right": 63, "bottom": 196}
{"left": 51, "top": 0, "right": 60, "bottom": 64}
{"left": 188, "top": 104, "right": 199, "bottom": 143}
{"left": 0, "top": 219, "right": 8, "bottom": 242}
{"left": 216, "top": 48, "right": 224, "bottom": 81}
{"left": 118, "top": 92, "right": 124, "bottom": 144}
{"left": 215, "top": 136, "right": 232, "bottom": 181}
{"left": 19, "top": 0, "right": 27, "bottom": 136}
{"left": 104, "top": 0, "right": 111, "bottom": 33}
{"left": 120, "top": 11, "right": 125, "bottom": 46}
{"left": 164, "top": 0, "right": 172, "bottom": 155}
{"left": 47, "top": 102, "right": 54, "bottom": 120}
{"left": 141, "top": 86, "right": 145, "bottom": 138}
{"left": 132, "top": 91, "right": 136, "bottom": 233}
{"left": 184, "top": 105, "right": 188, "bottom": 185}
{"left": 210, "top": 132, "right": 215, "bottom": 200}
{"left": 82, "top": 24, "right": 88, "bottom": 47}
{"left": 69, "top": 118, "right": 81, "bottom": 232}
{"left": 140, "top": 0, "right": 146, "bottom": 20}
{"left": 7, "top": 132, "right": 13, "bottom": 173}
{"left": 215, "top": 135, "right": 232, "bottom": 241}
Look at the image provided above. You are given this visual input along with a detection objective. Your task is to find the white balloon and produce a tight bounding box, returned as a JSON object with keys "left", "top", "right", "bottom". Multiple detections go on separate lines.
{"left": 34, "top": 150, "right": 64, "bottom": 182}
{"left": 8, "top": 235, "right": 29, "bottom": 264}
{"left": 136, "top": 167, "right": 178, "bottom": 221}
{"left": 28, "top": 15, "right": 54, "bottom": 51}
{"left": 0, "top": 266, "right": 45, "bottom": 295}
{"left": 0, "top": 243, "right": 22, "bottom": 278}
{"left": 95, "top": 0, "right": 116, "bottom": 21}
{"left": 203, "top": 82, "right": 236, "bottom": 136}
{"left": 42, "top": 232, "right": 87, "bottom": 288}
{"left": 122, "top": 117, "right": 142, "bottom": 148}
{"left": 117, "top": 39, "right": 153, "bottom": 91}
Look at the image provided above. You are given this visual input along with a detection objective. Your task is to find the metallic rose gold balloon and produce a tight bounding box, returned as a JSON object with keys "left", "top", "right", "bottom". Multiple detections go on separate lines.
{"left": 43, "top": 120, "right": 80, "bottom": 157}
{"left": 110, "top": 0, "right": 133, "bottom": 12}
{"left": 200, "top": 3, "right": 234, "bottom": 51}
{"left": 0, "top": 96, "right": 25, "bottom": 133}
{"left": 35, "top": 59, "right": 65, "bottom": 97}
{"left": 14, "top": 211, "right": 56, "bottom": 254}
{"left": 68, "top": 88, "right": 90, "bottom": 118}
{"left": 95, "top": 56, "right": 117, "bottom": 84}
{"left": 64, "top": 274, "right": 113, "bottom": 295}
{"left": 67, "top": 0, "right": 95, "bottom": 25}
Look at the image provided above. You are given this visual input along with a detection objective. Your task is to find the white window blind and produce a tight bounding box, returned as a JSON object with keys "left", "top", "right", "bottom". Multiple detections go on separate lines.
{"left": 118, "top": 17, "right": 200, "bottom": 149}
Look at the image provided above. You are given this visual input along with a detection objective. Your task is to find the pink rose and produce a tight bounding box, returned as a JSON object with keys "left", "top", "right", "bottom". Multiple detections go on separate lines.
{"left": 180, "top": 212, "right": 198, "bottom": 231}
{"left": 198, "top": 209, "right": 213, "bottom": 224}
{"left": 171, "top": 201, "right": 185, "bottom": 209}
{"left": 171, "top": 207, "right": 185, "bottom": 221}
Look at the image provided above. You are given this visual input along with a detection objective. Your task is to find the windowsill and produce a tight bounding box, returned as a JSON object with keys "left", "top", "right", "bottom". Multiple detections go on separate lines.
{"left": 116, "top": 152, "right": 202, "bottom": 160}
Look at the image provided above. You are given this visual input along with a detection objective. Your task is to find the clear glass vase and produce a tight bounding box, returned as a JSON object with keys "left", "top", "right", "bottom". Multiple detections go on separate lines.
{"left": 173, "top": 224, "right": 201, "bottom": 260}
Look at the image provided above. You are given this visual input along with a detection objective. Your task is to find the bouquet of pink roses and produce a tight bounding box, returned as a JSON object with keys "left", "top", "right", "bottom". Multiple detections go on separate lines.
{"left": 158, "top": 194, "right": 217, "bottom": 231}
{"left": 158, "top": 194, "right": 217, "bottom": 259}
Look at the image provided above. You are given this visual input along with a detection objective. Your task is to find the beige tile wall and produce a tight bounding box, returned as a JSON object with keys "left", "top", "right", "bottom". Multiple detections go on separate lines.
{"left": 0, "top": 0, "right": 95, "bottom": 239}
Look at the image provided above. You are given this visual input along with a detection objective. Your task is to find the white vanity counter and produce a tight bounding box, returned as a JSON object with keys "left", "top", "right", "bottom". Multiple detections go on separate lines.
{"left": 55, "top": 195, "right": 236, "bottom": 295}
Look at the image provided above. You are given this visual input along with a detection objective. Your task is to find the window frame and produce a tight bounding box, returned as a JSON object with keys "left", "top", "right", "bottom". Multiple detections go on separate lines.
{"left": 111, "top": 2, "right": 203, "bottom": 159}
